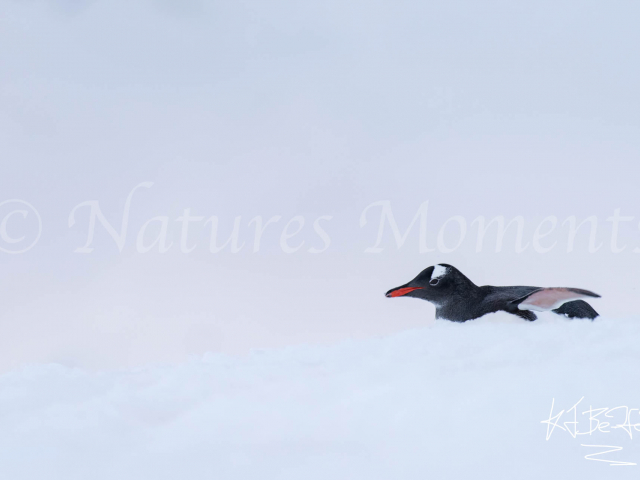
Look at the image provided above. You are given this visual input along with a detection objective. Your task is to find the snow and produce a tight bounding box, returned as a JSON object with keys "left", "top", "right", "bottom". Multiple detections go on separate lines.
{"left": 1, "top": 313, "right": 639, "bottom": 480}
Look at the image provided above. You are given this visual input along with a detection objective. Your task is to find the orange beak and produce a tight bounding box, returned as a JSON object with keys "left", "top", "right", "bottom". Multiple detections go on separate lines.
{"left": 386, "top": 287, "right": 423, "bottom": 298}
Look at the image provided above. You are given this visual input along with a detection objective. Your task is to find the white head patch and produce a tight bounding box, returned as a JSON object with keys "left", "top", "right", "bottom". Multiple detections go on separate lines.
{"left": 431, "top": 264, "right": 449, "bottom": 281}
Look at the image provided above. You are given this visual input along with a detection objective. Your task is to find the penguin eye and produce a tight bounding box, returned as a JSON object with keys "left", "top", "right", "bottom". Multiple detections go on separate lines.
{"left": 429, "top": 279, "right": 440, "bottom": 286}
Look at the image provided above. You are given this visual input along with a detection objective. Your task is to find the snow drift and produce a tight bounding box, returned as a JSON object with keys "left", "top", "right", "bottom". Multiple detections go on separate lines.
{"left": 1, "top": 313, "right": 639, "bottom": 480}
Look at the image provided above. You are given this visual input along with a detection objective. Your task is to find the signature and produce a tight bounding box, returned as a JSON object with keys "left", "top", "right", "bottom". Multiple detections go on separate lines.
{"left": 542, "top": 397, "right": 640, "bottom": 466}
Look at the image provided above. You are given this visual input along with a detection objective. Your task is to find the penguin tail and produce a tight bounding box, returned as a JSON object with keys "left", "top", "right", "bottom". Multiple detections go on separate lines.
{"left": 511, "top": 287, "right": 600, "bottom": 313}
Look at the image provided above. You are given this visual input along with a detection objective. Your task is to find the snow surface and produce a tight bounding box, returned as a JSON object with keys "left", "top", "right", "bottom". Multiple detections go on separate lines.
{"left": 1, "top": 312, "right": 639, "bottom": 480}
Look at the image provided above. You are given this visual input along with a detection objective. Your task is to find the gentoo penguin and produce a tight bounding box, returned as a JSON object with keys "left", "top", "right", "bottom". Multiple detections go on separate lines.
{"left": 385, "top": 264, "right": 600, "bottom": 322}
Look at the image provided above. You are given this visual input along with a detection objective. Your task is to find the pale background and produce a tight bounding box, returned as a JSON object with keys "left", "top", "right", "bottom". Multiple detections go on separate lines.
{"left": 1, "top": 0, "right": 640, "bottom": 371}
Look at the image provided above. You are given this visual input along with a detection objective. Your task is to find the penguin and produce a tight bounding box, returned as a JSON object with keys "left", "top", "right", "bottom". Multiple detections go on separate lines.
{"left": 385, "top": 264, "right": 600, "bottom": 322}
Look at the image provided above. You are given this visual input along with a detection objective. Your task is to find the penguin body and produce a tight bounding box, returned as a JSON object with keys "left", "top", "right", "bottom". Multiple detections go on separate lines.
{"left": 386, "top": 264, "right": 600, "bottom": 322}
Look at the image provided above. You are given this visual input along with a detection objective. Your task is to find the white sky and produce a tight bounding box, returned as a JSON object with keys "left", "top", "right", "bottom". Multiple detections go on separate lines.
{"left": 1, "top": 0, "right": 639, "bottom": 370}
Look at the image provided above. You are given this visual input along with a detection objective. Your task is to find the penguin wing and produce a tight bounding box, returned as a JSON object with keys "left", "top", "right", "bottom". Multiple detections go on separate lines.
{"left": 511, "top": 287, "right": 600, "bottom": 312}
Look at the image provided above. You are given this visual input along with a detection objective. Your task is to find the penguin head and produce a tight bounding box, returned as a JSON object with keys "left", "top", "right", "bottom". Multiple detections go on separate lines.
{"left": 385, "top": 264, "right": 471, "bottom": 305}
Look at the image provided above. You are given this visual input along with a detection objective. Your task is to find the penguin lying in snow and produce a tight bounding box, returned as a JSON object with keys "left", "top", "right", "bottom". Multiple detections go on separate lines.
{"left": 385, "top": 264, "right": 600, "bottom": 322}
